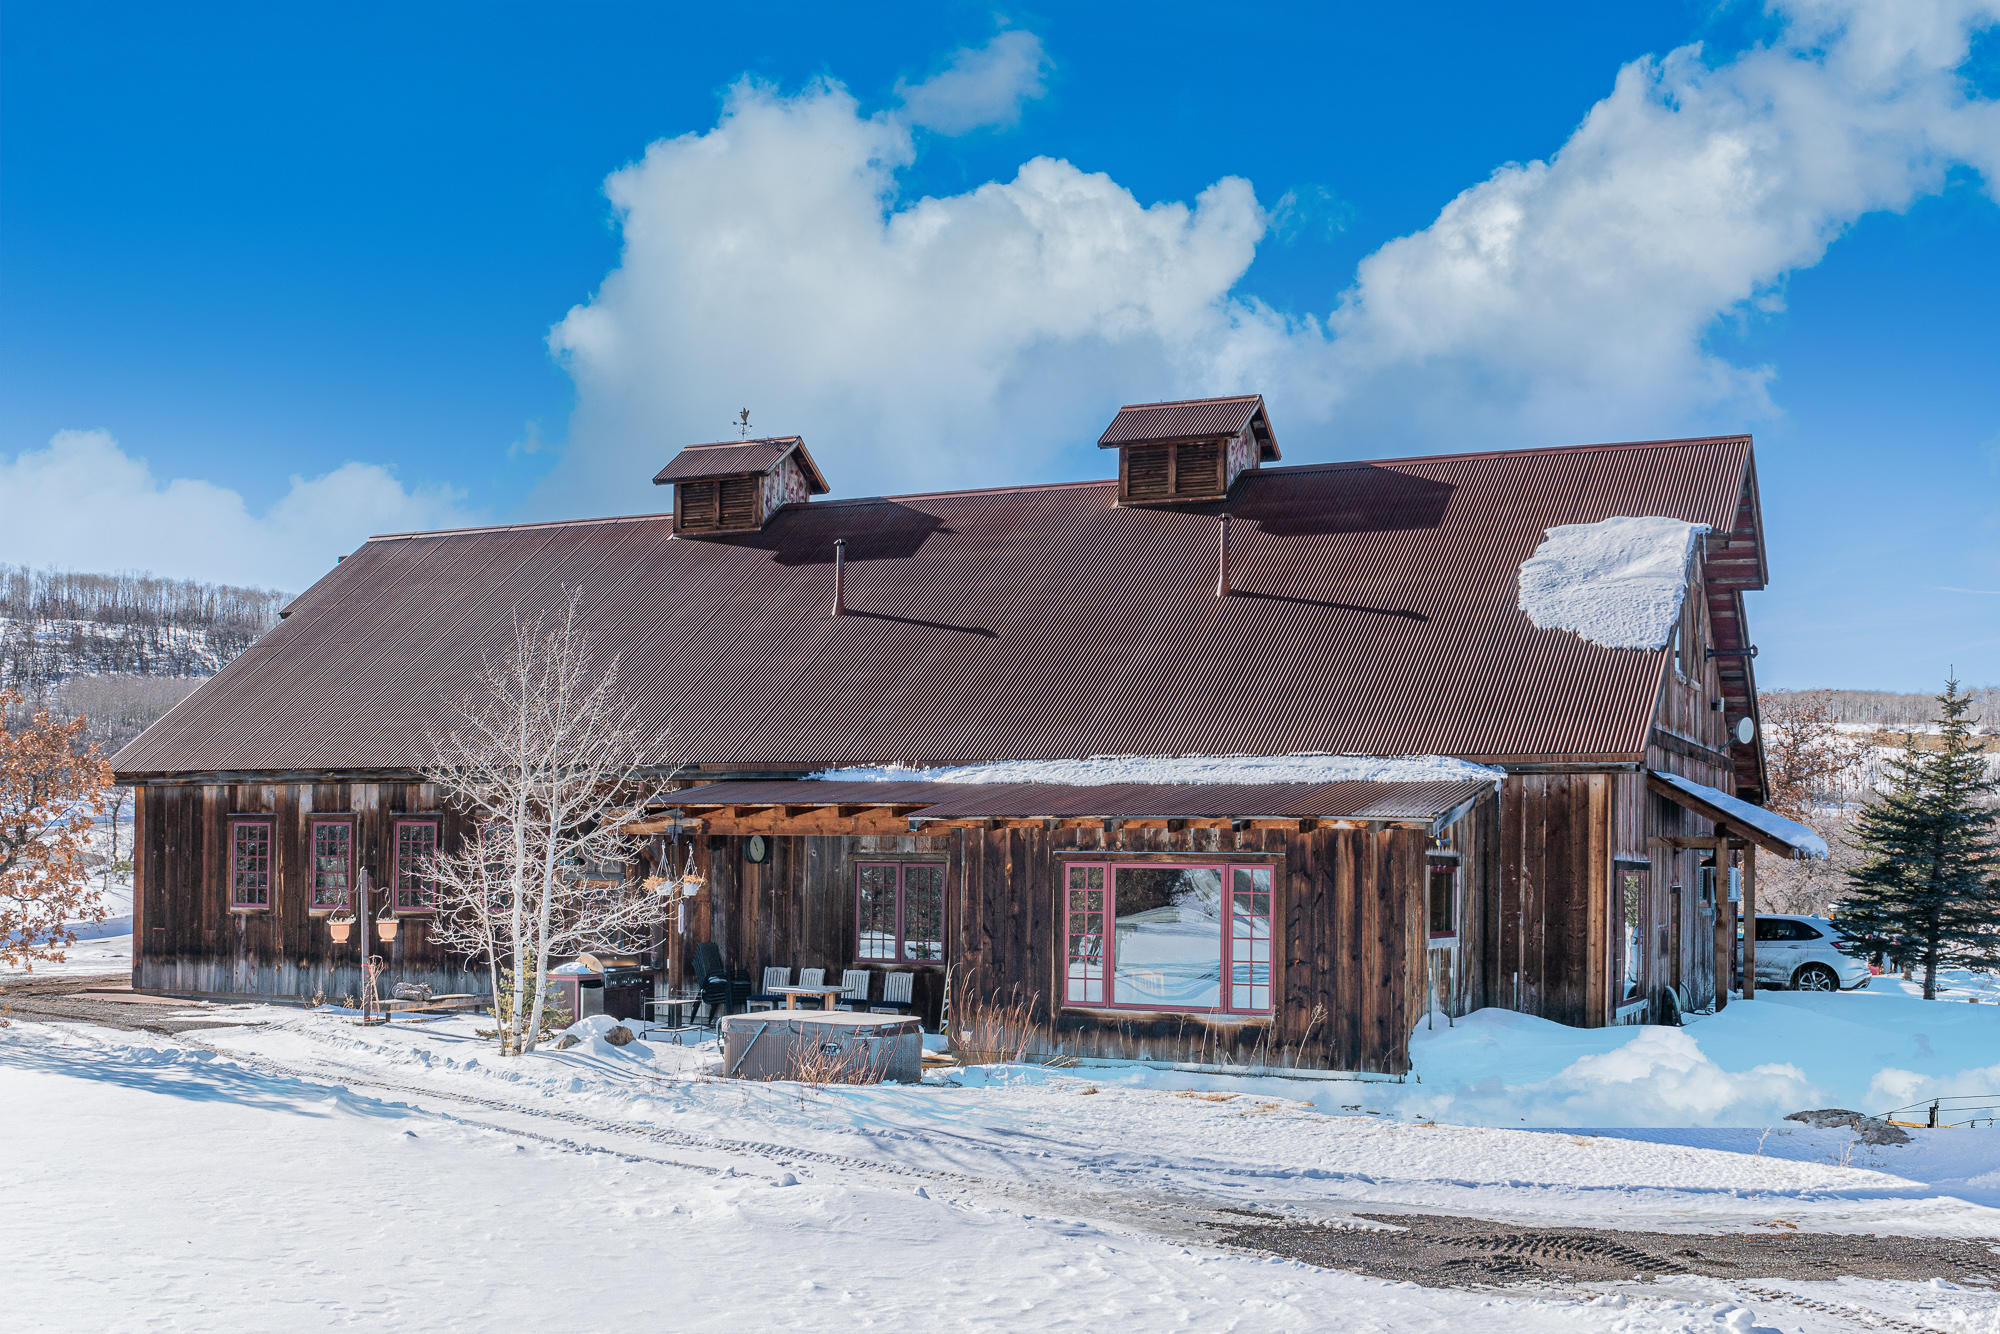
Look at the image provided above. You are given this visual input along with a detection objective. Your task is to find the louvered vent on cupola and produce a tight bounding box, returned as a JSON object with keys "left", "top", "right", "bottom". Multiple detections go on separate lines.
{"left": 1098, "top": 394, "right": 1278, "bottom": 505}
{"left": 653, "top": 436, "right": 830, "bottom": 535}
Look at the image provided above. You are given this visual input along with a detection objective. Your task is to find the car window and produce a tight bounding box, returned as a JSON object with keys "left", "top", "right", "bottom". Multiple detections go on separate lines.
{"left": 1794, "top": 922, "right": 1824, "bottom": 940}
{"left": 1756, "top": 919, "right": 1800, "bottom": 941}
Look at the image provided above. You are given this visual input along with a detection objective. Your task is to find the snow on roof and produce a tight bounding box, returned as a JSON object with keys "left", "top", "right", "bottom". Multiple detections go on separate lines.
{"left": 1517, "top": 516, "right": 1711, "bottom": 650}
{"left": 808, "top": 753, "right": 1505, "bottom": 787}
{"left": 1652, "top": 770, "right": 1830, "bottom": 859}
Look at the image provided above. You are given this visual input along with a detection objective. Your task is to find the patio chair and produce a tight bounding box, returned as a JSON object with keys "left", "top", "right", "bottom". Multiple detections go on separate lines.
{"left": 746, "top": 966, "right": 791, "bottom": 1012}
{"left": 796, "top": 966, "right": 831, "bottom": 1009}
{"left": 834, "top": 969, "right": 871, "bottom": 1010}
{"left": 869, "top": 971, "right": 915, "bottom": 1016}
{"left": 691, "top": 941, "right": 736, "bottom": 1024}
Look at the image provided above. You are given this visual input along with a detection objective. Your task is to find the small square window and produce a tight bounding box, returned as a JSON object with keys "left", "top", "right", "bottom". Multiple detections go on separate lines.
{"left": 394, "top": 820, "right": 439, "bottom": 911}
{"left": 1428, "top": 860, "right": 1458, "bottom": 939}
{"left": 309, "top": 820, "right": 353, "bottom": 910}
{"left": 229, "top": 819, "right": 274, "bottom": 909}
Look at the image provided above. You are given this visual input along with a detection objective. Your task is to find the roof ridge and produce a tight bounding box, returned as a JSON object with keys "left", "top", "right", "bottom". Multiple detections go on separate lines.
{"left": 1111, "top": 392, "right": 1261, "bottom": 411}
{"left": 369, "top": 433, "right": 1754, "bottom": 541}
{"left": 367, "top": 512, "right": 673, "bottom": 542}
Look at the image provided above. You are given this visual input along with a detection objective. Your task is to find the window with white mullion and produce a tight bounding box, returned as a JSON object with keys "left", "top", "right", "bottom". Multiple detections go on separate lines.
{"left": 1065, "top": 861, "right": 1273, "bottom": 1016}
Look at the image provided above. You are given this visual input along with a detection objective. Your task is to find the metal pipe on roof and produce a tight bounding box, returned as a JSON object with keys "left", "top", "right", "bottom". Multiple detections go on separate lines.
{"left": 831, "top": 537, "right": 846, "bottom": 616}
{"left": 1216, "top": 512, "right": 1232, "bottom": 597}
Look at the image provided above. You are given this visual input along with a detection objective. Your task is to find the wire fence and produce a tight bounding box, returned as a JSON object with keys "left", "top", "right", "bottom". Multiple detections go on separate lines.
{"left": 1876, "top": 1094, "right": 2000, "bottom": 1129}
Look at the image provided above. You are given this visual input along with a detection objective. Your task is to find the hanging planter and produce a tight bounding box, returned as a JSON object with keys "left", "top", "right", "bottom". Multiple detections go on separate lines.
{"left": 644, "top": 875, "right": 674, "bottom": 898}
{"left": 679, "top": 844, "right": 706, "bottom": 893}
{"left": 375, "top": 903, "right": 400, "bottom": 942}
{"left": 325, "top": 909, "right": 356, "bottom": 943}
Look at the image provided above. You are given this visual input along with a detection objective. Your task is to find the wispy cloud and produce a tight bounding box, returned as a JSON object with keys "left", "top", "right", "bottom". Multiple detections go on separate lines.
{"left": 895, "top": 28, "right": 1050, "bottom": 135}
{"left": 1936, "top": 586, "right": 2000, "bottom": 595}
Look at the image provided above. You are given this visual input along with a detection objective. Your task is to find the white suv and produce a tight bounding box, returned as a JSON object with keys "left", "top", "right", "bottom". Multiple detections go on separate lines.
{"left": 1737, "top": 914, "right": 1873, "bottom": 992}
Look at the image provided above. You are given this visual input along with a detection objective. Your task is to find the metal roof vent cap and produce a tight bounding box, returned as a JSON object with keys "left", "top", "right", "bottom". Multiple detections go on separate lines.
{"left": 653, "top": 435, "right": 830, "bottom": 535}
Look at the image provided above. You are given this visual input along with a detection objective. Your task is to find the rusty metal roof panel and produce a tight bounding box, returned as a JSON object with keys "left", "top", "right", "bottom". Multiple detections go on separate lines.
{"left": 652, "top": 437, "right": 830, "bottom": 493}
{"left": 114, "top": 435, "right": 1756, "bottom": 778}
{"left": 1098, "top": 396, "right": 1263, "bottom": 446}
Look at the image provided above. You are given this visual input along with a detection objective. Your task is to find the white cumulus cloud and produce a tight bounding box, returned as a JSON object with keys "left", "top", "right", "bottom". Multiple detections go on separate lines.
{"left": 536, "top": 0, "right": 2000, "bottom": 515}
{"left": 0, "top": 429, "right": 475, "bottom": 592}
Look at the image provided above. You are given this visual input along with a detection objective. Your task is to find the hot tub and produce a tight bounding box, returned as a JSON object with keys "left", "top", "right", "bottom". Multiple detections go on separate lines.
{"left": 720, "top": 1010, "right": 923, "bottom": 1084}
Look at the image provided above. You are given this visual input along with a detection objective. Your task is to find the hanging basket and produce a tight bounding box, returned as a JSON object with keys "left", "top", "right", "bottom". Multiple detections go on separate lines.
{"left": 644, "top": 875, "right": 673, "bottom": 898}
{"left": 325, "top": 909, "right": 356, "bottom": 944}
{"left": 375, "top": 906, "right": 400, "bottom": 942}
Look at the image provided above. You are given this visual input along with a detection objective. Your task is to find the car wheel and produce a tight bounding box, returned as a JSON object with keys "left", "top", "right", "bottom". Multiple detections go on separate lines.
{"left": 1793, "top": 964, "right": 1840, "bottom": 992}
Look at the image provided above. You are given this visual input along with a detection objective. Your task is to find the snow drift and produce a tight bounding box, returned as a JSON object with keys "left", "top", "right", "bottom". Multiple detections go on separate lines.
{"left": 1517, "top": 516, "right": 1710, "bottom": 650}
{"left": 810, "top": 753, "right": 1505, "bottom": 787}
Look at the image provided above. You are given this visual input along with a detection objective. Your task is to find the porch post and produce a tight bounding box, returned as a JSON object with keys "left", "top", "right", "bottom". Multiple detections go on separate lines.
{"left": 1740, "top": 839, "right": 1757, "bottom": 999}
{"left": 1711, "top": 837, "right": 1729, "bottom": 1012}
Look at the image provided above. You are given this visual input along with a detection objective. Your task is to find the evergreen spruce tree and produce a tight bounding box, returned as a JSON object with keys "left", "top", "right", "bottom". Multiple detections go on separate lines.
{"left": 1834, "top": 675, "right": 2000, "bottom": 998}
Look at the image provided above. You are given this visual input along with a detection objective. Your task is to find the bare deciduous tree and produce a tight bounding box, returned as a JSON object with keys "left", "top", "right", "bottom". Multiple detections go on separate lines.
{"left": 418, "top": 593, "right": 663, "bottom": 1054}
{"left": 1750, "top": 690, "right": 1870, "bottom": 916}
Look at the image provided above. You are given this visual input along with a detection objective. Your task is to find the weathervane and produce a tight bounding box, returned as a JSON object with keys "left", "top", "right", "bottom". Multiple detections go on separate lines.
{"left": 733, "top": 408, "right": 753, "bottom": 439}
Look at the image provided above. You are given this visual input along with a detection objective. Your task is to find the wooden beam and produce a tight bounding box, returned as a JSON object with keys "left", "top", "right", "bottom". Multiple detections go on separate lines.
{"left": 701, "top": 807, "right": 916, "bottom": 836}
{"left": 1645, "top": 773, "right": 1807, "bottom": 861}
{"left": 1741, "top": 843, "right": 1757, "bottom": 1000}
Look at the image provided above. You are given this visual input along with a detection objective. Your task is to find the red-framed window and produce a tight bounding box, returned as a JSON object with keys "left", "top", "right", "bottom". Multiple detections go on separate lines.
{"left": 309, "top": 818, "right": 354, "bottom": 911}
{"left": 855, "top": 862, "right": 945, "bottom": 963}
{"left": 228, "top": 817, "right": 275, "bottom": 909}
{"left": 1427, "top": 856, "right": 1459, "bottom": 940}
{"left": 1063, "top": 862, "right": 1274, "bottom": 1015}
{"left": 392, "top": 818, "right": 440, "bottom": 911}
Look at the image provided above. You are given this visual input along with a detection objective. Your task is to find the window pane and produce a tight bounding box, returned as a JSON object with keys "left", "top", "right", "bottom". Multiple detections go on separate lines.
{"left": 1229, "top": 867, "right": 1272, "bottom": 1011}
{"left": 1428, "top": 863, "right": 1456, "bottom": 936}
{"left": 857, "top": 863, "right": 898, "bottom": 960}
{"left": 1622, "top": 869, "right": 1645, "bottom": 998}
{"left": 232, "top": 823, "right": 271, "bottom": 906}
{"left": 902, "top": 865, "right": 944, "bottom": 961}
{"left": 395, "top": 822, "right": 437, "bottom": 909}
{"left": 1066, "top": 865, "right": 1105, "bottom": 1004}
{"left": 311, "top": 823, "right": 351, "bottom": 908}
{"left": 1114, "top": 866, "right": 1222, "bottom": 1008}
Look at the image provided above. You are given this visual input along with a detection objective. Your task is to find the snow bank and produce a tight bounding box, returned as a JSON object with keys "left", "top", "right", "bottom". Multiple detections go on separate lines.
{"left": 1401, "top": 1009, "right": 1816, "bottom": 1127}
{"left": 1653, "top": 770, "right": 1830, "bottom": 859}
{"left": 810, "top": 753, "right": 1504, "bottom": 787}
{"left": 1517, "top": 515, "right": 1710, "bottom": 650}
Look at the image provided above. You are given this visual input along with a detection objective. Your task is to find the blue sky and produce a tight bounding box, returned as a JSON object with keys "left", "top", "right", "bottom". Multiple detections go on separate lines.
{"left": 2, "top": 1, "right": 1995, "bottom": 691}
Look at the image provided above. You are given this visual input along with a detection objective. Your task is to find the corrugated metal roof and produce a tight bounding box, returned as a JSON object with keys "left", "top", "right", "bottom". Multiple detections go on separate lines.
{"left": 651, "top": 437, "right": 830, "bottom": 493}
{"left": 666, "top": 778, "right": 1492, "bottom": 822}
{"left": 1099, "top": 396, "right": 1263, "bottom": 447}
{"left": 114, "top": 435, "right": 1757, "bottom": 779}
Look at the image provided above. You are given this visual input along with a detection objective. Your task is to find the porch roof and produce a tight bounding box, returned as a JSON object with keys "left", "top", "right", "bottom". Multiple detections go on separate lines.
{"left": 661, "top": 777, "right": 1492, "bottom": 829}
{"left": 1645, "top": 770, "right": 1828, "bottom": 860}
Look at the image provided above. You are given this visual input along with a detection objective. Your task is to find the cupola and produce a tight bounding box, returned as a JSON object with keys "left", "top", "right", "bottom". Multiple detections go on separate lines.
{"left": 654, "top": 436, "right": 830, "bottom": 535}
{"left": 1098, "top": 394, "right": 1278, "bottom": 505}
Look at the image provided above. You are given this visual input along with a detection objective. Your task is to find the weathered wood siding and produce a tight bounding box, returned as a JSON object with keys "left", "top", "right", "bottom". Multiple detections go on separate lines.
{"left": 133, "top": 780, "right": 484, "bottom": 1000}
{"left": 1469, "top": 773, "right": 1613, "bottom": 1028}
{"left": 668, "top": 810, "right": 1484, "bottom": 1075}
{"left": 946, "top": 821, "right": 1437, "bottom": 1074}
{"left": 666, "top": 832, "right": 960, "bottom": 1027}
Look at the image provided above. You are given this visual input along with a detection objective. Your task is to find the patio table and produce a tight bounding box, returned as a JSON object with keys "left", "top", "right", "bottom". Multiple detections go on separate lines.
{"left": 766, "top": 983, "right": 846, "bottom": 1010}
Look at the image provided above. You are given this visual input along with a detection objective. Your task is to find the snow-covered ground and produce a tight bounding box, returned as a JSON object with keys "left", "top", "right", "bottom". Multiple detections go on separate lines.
{"left": 9, "top": 978, "right": 2000, "bottom": 1330}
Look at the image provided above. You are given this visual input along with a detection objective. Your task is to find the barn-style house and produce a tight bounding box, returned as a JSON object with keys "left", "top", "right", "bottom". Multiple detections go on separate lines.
{"left": 113, "top": 396, "right": 1824, "bottom": 1074}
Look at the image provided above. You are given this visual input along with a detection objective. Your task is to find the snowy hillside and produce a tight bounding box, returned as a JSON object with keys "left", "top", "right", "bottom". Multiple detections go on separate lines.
{"left": 0, "top": 565, "right": 282, "bottom": 695}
